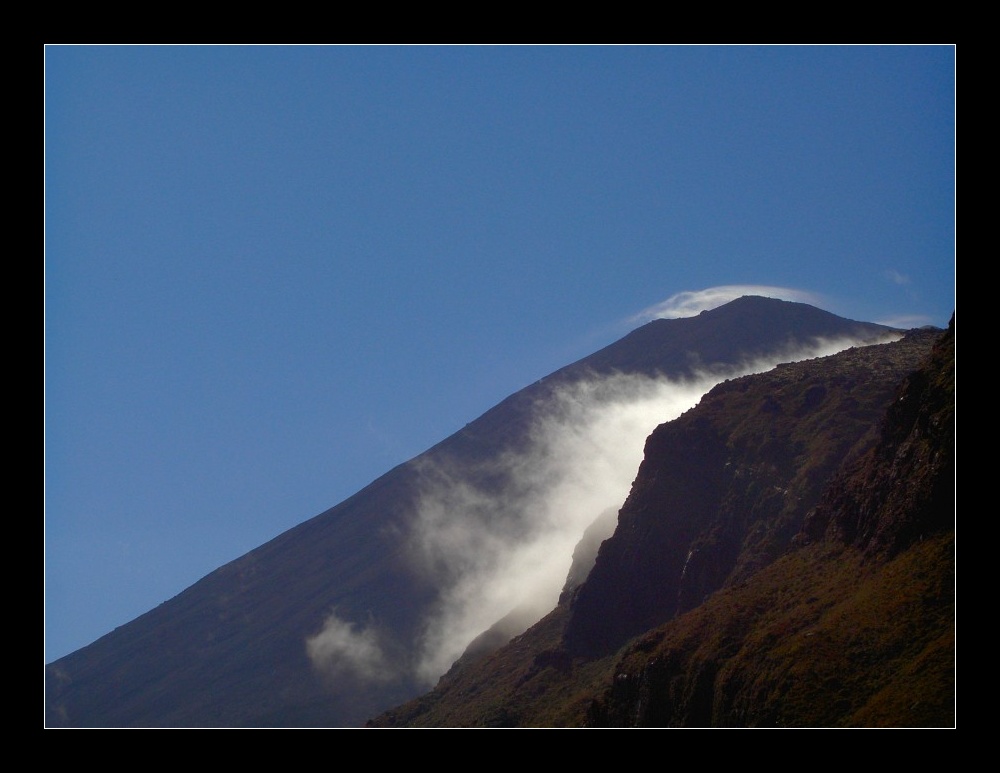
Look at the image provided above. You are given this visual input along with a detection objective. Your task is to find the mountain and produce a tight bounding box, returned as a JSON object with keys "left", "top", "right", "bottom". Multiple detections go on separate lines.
{"left": 45, "top": 297, "right": 904, "bottom": 728}
{"left": 369, "top": 318, "right": 954, "bottom": 727}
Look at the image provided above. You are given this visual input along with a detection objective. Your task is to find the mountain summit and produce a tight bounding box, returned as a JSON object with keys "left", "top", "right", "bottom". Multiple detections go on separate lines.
{"left": 46, "top": 297, "right": 915, "bottom": 728}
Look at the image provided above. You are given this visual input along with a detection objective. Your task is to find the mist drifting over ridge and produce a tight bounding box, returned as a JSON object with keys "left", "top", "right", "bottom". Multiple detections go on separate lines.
{"left": 306, "top": 331, "right": 901, "bottom": 686}
{"left": 48, "top": 293, "right": 914, "bottom": 728}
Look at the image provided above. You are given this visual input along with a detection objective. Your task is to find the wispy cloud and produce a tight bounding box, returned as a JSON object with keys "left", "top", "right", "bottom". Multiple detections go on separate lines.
{"left": 874, "top": 313, "right": 934, "bottom": 329}
{"left": 632, "top": 286, "right": 821, "bottom": 323}
{"left": 405, "top": 332, "right": 887, "bottom": 684}
{"left": 884, "top": 269, "right": 911, "bottom": 286}
{"left": 407, "top": 372, "right": 711, "bottom": 682}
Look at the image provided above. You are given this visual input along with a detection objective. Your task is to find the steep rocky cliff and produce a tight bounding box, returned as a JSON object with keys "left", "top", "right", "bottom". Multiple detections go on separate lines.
{"left": 564, "top": 327, "right": 944, "bottom": 659}
{"left": 371, "top": 320, "right": 954, "bottom": 727}
{"left": 804, "top": 318, "right": 955, "bottom": 559}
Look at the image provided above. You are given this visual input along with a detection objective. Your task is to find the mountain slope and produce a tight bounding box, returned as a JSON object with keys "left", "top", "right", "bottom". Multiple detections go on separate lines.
{"left": 45, "top": 297, "right": 897, "bottom": 728}
{"left": 564, "top": 327, "right": 943, "bottom": 658}
{"left": 370, "top": 320, "right": 953, "bottom": 727}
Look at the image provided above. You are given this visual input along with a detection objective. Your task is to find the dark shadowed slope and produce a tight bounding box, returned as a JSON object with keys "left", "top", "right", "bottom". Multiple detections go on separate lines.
{"left": 563, "top": 327, "right": 944, "bottom": 658}
{"left": 587, "top": 321, "right": 955, "bottom": 727}
{"left": 370, "top": 320, "right": 953, "bottom": 727}
{"left": 45, "top": 297, "right": 896, "bottom": 728}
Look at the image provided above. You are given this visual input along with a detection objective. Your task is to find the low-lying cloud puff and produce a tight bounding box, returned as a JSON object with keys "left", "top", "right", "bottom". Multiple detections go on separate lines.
{"left": 306, "top": 610, "right": 394, "bottom": 683}
{"left": 633, "top": 286, "right": 821, "bottom": 323}
{"left": 406, "top": 334, "right": 882, "bottom": 684}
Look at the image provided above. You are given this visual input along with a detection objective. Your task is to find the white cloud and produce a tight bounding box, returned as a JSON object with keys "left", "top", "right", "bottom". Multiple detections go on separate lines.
{"left": 408, "top": 372, "right": 712, "bottom": 683}
{"left": 884, "top": 269, "right": 911, "bottom": 286}
{"left": 405, "top": 331, "right": 891, "bottom": 684}
{"left": 306, "top": 610, "right": 394, "bottom": 683}
{"left": 874, "top": 314, "right": 934, "bottom": 329}
{"left": 632, "top": 285, "right": 821, "bottom": 323}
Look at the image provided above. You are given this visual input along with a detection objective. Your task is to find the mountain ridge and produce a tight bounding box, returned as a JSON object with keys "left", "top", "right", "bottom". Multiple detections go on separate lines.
{"left": 369, "top": 320, "right": 954, "bottom": 727}
{"left": 45, "top": 297, "right": 912, "bottom": 728}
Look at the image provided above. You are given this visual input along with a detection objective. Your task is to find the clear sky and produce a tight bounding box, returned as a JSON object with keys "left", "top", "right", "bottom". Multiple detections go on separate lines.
{"left": 44, "top": 44, "right": 955, "bottom": 663}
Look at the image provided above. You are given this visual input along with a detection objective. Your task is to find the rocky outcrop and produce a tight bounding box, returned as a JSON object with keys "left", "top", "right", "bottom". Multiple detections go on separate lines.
{"left": 804, "top": 316, "right": 955, "bottom": 558}
{"left": 564, "top": 328, "right": 943, "bottom": 659}
{"left": 370, "top": 321, "right": 954, "bottom": 727}
{"left": 580, "top": 321, "right": 955, "bottom": 727}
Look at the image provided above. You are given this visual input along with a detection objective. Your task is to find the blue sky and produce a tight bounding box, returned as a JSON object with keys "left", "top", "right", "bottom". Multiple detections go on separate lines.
{"left": 44, "top": 45, "right": 955, "bottom": 663}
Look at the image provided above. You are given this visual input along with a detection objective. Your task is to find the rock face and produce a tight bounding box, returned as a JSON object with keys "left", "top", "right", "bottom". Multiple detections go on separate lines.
{"left": 586, "top": 321, "right": 954, "bottom": 728}
{"left": 805, "top": 317, "right": 955, "bottom": 559}
{"left": 370, "top": 319, "right": 954, "bottom": 728}
{"left": 44, "top": 297, "right": 901, "bottom": 728}
{"left": 564, "top": 327, "right": 944, "bottom": 659}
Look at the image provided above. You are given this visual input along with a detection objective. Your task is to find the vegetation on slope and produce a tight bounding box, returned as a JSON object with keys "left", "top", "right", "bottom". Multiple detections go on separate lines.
{"left": 370, "top": 319, "right": 954, "bottom": 728}
{"left": 589, "top": 535, "right": 953, "bottom": 727}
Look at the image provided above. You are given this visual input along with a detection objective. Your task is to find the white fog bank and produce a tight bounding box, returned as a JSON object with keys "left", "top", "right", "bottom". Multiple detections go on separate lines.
{"left": 407, "top": 334, "right": 895, "bottom": 683}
